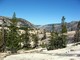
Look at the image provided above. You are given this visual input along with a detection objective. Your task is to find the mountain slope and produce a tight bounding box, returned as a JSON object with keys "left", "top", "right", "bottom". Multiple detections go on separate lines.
{"left": 0, "top": 16, "right": 35, "bottom": 28}
{"left": 0, "top": 16, "right": 79, "bottom": 31}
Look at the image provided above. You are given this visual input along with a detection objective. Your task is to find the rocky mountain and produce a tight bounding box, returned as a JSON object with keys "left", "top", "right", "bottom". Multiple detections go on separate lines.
{"left": 37, "top": 21, "right": 79, "bottom": 32}
{"left": 0, "top": 16, "right": 79, "bottom": 32}
{"left": 0, "top": 16, "right": 35, "bottom": 28}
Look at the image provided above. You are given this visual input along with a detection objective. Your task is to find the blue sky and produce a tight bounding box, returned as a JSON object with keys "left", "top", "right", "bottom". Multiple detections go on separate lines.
{"left": 0, "top": 0, "right": 80, "bottom": 25}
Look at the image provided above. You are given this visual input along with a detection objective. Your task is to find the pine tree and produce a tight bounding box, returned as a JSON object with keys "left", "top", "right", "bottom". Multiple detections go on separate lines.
{"left": 0, "top": 29, "right": 3, "bottom": 52}
{"left": 52, "top": 24, "right": 55, "bottom": 32}
{"left": 47, "top": 16, "right": 67, "bottom": 50}
{"left": 60, "top": 16, "right": 67, "bottom": 47}
{"left": 21, "top": 27, "right": 31, "bottom": 49}
{"left": 47, "top": 24, "right": 57, "bottom": 50}
{"left": 61, "top": 16, "right": 67, "bottom": 33}
{"left": 11, "top": 12, "right": 18, "bottom": 25}
{"left": 6, "top": 12, "right": 21, "bottom": 53}
{"left": 74, "top": 21, "right": 80, "bottom": 42}
{"left": 77, "top": 21, "right": 80, "bottom": 30}
{"left": 41, "top": 29, "right": 46, "bottom": 40}
{"left": 32, "top": 34, "right": 39, "bottom": 48}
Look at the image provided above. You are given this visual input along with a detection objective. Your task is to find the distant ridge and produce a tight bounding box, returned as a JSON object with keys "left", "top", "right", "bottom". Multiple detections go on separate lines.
{"left": 36, "top": 21, "right": 79, "bottom": 32}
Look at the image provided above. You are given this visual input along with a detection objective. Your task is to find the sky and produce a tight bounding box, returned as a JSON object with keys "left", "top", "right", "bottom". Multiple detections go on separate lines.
{"left": 0, "top": 0, "right": 80, "bottom": 25}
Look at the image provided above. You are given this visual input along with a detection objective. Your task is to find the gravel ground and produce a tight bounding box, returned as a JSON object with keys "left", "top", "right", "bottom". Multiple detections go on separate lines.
{"left": 3, "top": 43, "right": 80, "bottom": 60}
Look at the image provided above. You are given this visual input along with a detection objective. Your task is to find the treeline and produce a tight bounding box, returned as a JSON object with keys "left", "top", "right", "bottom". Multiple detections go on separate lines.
{"left": 47, "top": 16, "right": 67, "bottom": 50}
{"left": 47, "top": 16, "right": 80, "bottom": 50}
{"left": 0, "top": 12, "right": 80, "bottom": 53}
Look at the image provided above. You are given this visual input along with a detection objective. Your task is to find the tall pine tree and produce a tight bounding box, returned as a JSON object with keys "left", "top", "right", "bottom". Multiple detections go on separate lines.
{"left": 74, "top": 21, "right": 80, "bottom": 42}
{"left": 60, "top": 16, "right": 67, "bottom": 47}
{"left": 6, "top": 12, "right": 21, "bottom": 53}
{"left": 61, "top": 16, "right": 67, "bottom": 33}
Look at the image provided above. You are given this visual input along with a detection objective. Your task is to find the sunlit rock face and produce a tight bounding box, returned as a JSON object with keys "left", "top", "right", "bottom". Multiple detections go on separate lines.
{"left": 0, "top": 16, "right": 35, "bottom": 28}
